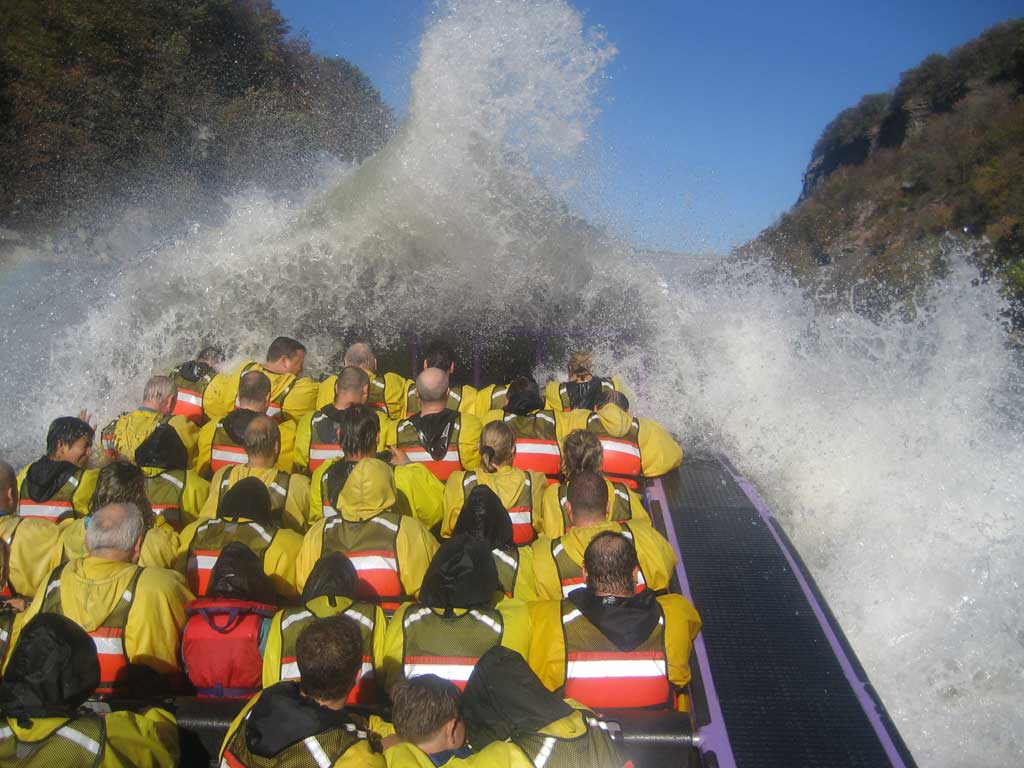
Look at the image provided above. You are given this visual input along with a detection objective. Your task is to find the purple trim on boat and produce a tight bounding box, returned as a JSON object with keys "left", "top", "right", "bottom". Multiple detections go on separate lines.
{"left": 648, "top": 478, "right": 737, "bottom": 768}
{"left": 719, "top": 458, "right": 910, "bottom": 768}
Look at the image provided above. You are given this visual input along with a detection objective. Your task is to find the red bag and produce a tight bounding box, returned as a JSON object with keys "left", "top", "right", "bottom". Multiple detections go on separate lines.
{"left": 182, "top": 597, "right": 276, "bottom": 698}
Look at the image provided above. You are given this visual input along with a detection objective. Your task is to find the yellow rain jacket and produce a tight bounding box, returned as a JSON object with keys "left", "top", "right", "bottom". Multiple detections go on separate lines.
{"left": 16, "top": 463, "right": 98, "bottom": 522}
{"left": 0, "top": 709, "right": 179, "bottom": 767}
{"left": 528, "top": 593, "right": 702, "bottom": 711}
{"left": 399, "top": 381, "right": 480, "bottom": 420}
{"left": 53, "top": 516, "right": 181, "bottom": 572}
{"left": 13, "top": 556, "right": 193, "bottom": 682}
{"left": 294, "top": 406, "right": 391, "bottom": 476}
{"left": 381, "top": 598, "right": 531, "bottom": 693}
{"left": 310, "top": 459, "right": 445, "bottom": 533}
{"left": 100, "top": 409, "right": 198, "bottom": 465}
{"left": 480, "top": 408, "right": 591, "bottom": 444}
{"left": 318, "top": 370, "right": 409, "bottom": 420}
{"left": 296, "top": 459, "right": 439, "bottom": 597}
{"left": 384, "top": 741, "right": 531, "bottom": 767}
{"left": 588, "top": 403, "right": 683, "bottom": 479}
{"left": 538, "top": 478, "right": 650, "bottom": 539}
{"left": 194, "top": 413, "right": 297, "bottom": 477}
{"left": 531, "top": 520, "right": 678, "bottom": 601}
{"left": 203, "top": 359, "right": 319, "bottom": 424}
{"left": 472, "top": 383, "right": 509, "bottom": 420}
{"left": 202, "top": 465, "right": 311, "bottom": 534}
{"left": 542, "top": 376, "right": 626, "bottom": 412}
{"left": 140, "top": 466, "right": 211, "bottom": 529}
{"left": 441, "top": 466, "right": 547, "bottom": 539}
{"left": 0, "top": 515, "right": 61, "bottom": 598}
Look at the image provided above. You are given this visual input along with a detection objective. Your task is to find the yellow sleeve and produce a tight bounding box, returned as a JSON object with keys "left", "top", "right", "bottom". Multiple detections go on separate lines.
{"left": 7, "top": 519, "right": 61, "bottom": 598}
{"left": 480, "top": 408, "right": 503, "bottom": 426}
{"left": 334, "top": 739, "right": 386, "bottom": 767}
{"left": 538, "top": 483, "right": 565, "bottom": 539}
{"left": 293, "top": 413, "right": 314, "bottom": 476}
{"left": 383, "top": 372, "right": 408, "bottom": 420}
{"left": 637, "top": 417, "right": 683, "bottom": 477}
{"left": 626, "top": 487, "right": 651, "bottom": 525}
{"left": 283, "top": 377, "right": 319, "bottom": 424}
{"left": 169, "top": 416, "right": 199, "bottom": 468}
{"left": 543, "top": 381, "right": 561, "bottom": 411}
{"left": 220, "top": 693, "right": 262, "bottom": 759}
{"left": 199, "top": 467, "right": 226, "bottom": 519}
{"left": 202, "top": 371, "right": 236, "bottom": 423}
{"left": 396, "top": 519, "right": 439, "bottom": 599}
{"left": 527, "top": 471, "right": 547, "bottom": 532}
{"left": 457, "top": 413, "right": 482, "bottom": 471}
{"left": 381, "top": 602, "right": 412, "bottom": 692}
{"left": 125, "top": 569, "right": 193, "bottom": 677}
{"left": 308, "top": 461, "right": 331, "bottom": 526}
{"left": 284, "top": 474, "right": 312, "bottom": 533}
{"left": 265, "top": 530, "right": 302, "bottom": 600}
{"left": 316, "top": 376, "right": 337, "bottom": 410}
{"left": 194, "top": 421, "right": 216, "bottom": 478}
{"left": 529, "top": 539, "right": 561, "bottom": 601}
{"left": 73, "top": 469, "right": 98, "bottom": 517}
{"left": 393, "top": 465, "right": 445, "bottom": 533}
{"left": 51, "top": 520, "right": 85, "bottom": 570}
{"left": 473, "top": 385, "right": 496, "bottom": 420}
{"left": 633, "top": 523, "right": 678, "bottom": 593}
{"left": 554, "top": 409, "right": 590, "bottom": 444}
{"left": 296, "top": 521, "right": 326, "bottom": 591}
{"left": 659, "top": 594, "right": 703, "bottom": 694}
{"left": 376, "top": 413, "right": 392, "bottom": 452}
{"left": 175, "top": 520, "right": 201, "bottom": 573}
{"left": 104, "top": 708, "right": 180, "bottom": 768}
{"left": 370, "top": 604, "right": 388, "bottom": 680}
{"left": 440, "top": 471, "right": 467, "bottom": 538}
{"left": 512, "top": 545, "right": 538, "bottom": 602}
{"left": 140, "top": 525, "right": 180, "bottom": 571}
{"left": 526, "top": 599, "right": 567, "bottom": 690}
{"left": 262, "top": 610, "right": 285, "bottom": 688}
{"left": 182, "top": 472, "right": 212, "bottom": 526}
{"left": 277, "top": 421, "right": 297, "bottom": 473}
{"left": 496, "top": 597, "right": 531, "bottom": 659}
{"left": 457, "top": 384, "right": 479, "bottom": 417}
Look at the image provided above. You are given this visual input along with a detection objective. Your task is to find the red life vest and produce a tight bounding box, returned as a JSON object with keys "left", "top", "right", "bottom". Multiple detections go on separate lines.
{"left": 170, "top": 362, "right": 216, "bottom": 424}
{"left": 504, "top": 411, "right": 561, "bottom": 482}
{"left": 551, "top": 526, "right": 647, "bottom": 598}
{"left": 321, "top": 512, "right": 406, "bottom": 613}
{"left": 462, "top": 471, "right": 536, "bottom": 545}
{"left": 394, "top": 412, "right": 463, "bottom": 482}
{"left": 587, "top": 413, "right": 642, "bottom": 490}
{"left": 17, "top": 468, "right": 81, "bottom": 523}
{"left": 182, "top": 597, "right": 277, "bottom": 698}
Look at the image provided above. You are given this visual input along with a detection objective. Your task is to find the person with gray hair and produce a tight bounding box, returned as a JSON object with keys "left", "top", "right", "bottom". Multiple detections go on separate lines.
{"left": 14, "top": 501, "right": 193, "bottom": 697}
{"left": 315, "top": 341, "right": 407, "bottom": 419}
{"left": 100, "top": 374, "right": 199, "bottom": 464}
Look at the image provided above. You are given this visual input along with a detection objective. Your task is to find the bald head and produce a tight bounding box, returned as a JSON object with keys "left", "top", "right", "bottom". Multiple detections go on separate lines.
{"left": 0, "top": 461, "right": 16, "bottom": 513}
{"left": 238, "top": 370, "right": 272, "bottom": 411}
{"left": 86, "top": 503, "right": 145, "bottom": 562}
{"left": 343, "top": 343, "right": 376, "bottom": 372}
{"left": 416, "top": 368, "right": 449, "bottom": 405}
{"left": 243, "top": 415, "right": 280, "bottom": 463}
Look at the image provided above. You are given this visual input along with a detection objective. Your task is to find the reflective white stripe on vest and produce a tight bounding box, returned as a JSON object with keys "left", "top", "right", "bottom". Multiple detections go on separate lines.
{"left": 601, "top": 439, "right": 641, "bottom": 458}
{"left": 562, "top": 609, "right": 582, "bottom": 625}
{"left": 281, "top": 660, "right": 300, "bottom": 679}
{"left": 270, "top": 482, "right": 288, "bottom": 497}
{"left": 20, "top": 503, "right": 72, "bottom": 520}
{"left": 561, "top": 581, "right": 584, "bottom": 598}
{"left": 371, "top": 516, "right": 399, "bottom": 532}
{"left": 508, "top": 511, "right": 532, "bottom": 525}
{"left": 177, "top": 390, "right": 203, "bottom": 407}
{"left": 535, "top": 736, "right": 557, "bottom": 768}
{"left": 349, "top": 554, "right": 398, "bottom": 571}
{"left": 404, "top": 607, "right": 432, "bottom": 627}
{"left": 282, "top": 610, "right": 312, "bottom": 631}
{"left": 404, "top": 449, "right": 460, "bottom": 463}
{"left": 405, "top": 662, "right": 476, "bottom": 682}
{"left": 323, "top": 504, "right": 338, "bottom": 518}
{"left": 309, "top": 447, "right": 342, "bottom": 461}
{"left": 614, "top": 487, "right": 629, "bottom": 502}
{"left": 193, "top": 554, "right": 219, "bottom": 571}
{"left": 159, "top": 472, "right": 185, "bottom": 490}
{"left": 304, "top": 736, "right": 332, "bottom": 768}
{"left": 211, "top": 448, "right": 247, "bottom": 464}
{"left": 515, "top": 443, "right": 560, "bottom": 455}
{"left": 536, "top": 412, "right": 556, "bottom": 425}
{"left": 0, "top": 628, "right": 8, "bottom": 644}
{"left": 68, "top": 474, "right": 79, "bottom": 488}
{"left": 247, "top": 523, "right": 273, "bottom": 543}
{"left": 266, "top": 404, "right": 283, "bottom": 418}
{"left": 46, "top": 579, "right": 62, "bottom": 597}
{"left": 0, "top": 725, "right": 11, "bottom": 739}
{"left": 57, "top": 725, "right": 101, "bottom": 755}
{"left": 463, "top": 474, "right": 477, "bottom": 488}
{"left": 468, "top": 610, "right": 501, "bottom": 633}
{"left": 345, "top": 609, "right": 375, "bottom": 630}
{"left": 567, "top": 658, "right": 666, "bottom": 679}
{"left": 92, "top": 635, "right": 125, "bottom": 656}
{"left": 492, "top": 548, "right": 518, "bottom": 569}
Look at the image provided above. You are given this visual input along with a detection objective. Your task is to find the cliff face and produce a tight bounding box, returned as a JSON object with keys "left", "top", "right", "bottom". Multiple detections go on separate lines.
{"left": 753, "top": 20, "right": 1024, "bottom": 324}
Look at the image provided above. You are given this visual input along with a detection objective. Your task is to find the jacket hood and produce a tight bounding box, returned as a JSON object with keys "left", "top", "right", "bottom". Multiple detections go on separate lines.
{"left": 321, "top": 404, "right": 349, "bottom": 424}
{"left": 338, "top": 459, "right": 396, "bottom": 519}
{"left": 504, "top": 389, "right": 544, "bottom": 417}
{"left": 245, "top": 682, "right": 355, "bottom": 758}
{"left": 419, "top": 537, "right": 500, "bottom": 611}
{"left": 53, "top": 558, "right": 140, "bottom": 633}
{"left": 452, "top": 485, "right": 514, "bottom": 550}
{"left": 594, "top": 403, "right": 631, "bottom": 438}
{"left": 560, "top": 520, "right": 621, "bottom": 564}
{"left": 177, "top": 360, "right": 215, "bottom": 383}
{"left": 23, "top": 458, "right": 78, "bottom": 502}
{"left": 409, "top": 410, "right": 458, "bottom": 461}
{"left": 218, "top": 476, "right": 273, "bottom": 528}
{"left": 302, "top": 552, "right": 358, "bottom": 602}
{"left": 568, "top": 588, "right": 662, "bottom": 651}
{"left": 207, "top": 541, "right": 277, "bottom": 605}
{"left": 562, "top": 377, "right": 607, "bottom": 411}
{"left": 135, "top": 424, "right": 189, "bottom": 471}
{"left": 223, "top": 409, "right": 260, "bottom": 444}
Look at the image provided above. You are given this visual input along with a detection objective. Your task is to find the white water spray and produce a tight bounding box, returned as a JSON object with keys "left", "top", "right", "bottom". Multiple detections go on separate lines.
{"left": 1, "top": 1, "right": 1022, "bottom": 765}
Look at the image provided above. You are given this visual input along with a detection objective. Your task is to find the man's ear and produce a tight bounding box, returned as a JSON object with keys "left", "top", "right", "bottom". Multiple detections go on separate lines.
{"left": 131, "top": 536, "right": 143, "bottom": 564}
{"left": 581, "top": 563, "right": 589, "bottom": 586}
{"left": 565, "top": 499, "right": 574, "bottom": 525}
{"left": 631, "top": 565, "right": 640, "bottom": 590}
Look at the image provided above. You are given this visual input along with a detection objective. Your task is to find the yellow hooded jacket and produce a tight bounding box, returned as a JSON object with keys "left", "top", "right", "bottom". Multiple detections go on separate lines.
{"left": 542, "top": 376, "right": 627, "bottom": 412}
{"left": 296, "top": 459, "right": 439, "bottom": 598}
{"left": 16, "top": 463, "right": 98, "bottom": 522}
{"left": 441, "top": 466, "right": 547, "bottom": 539}
{"left": 1, "top": 709, "right": 179, "bottom": 768}
{"left": 140, "top": 465, "right": 211, "bottom": 529}
{"left": 530, "top": 519, "right": 678, "bottom": 601}
{"left": 318, "top": 370, "right": 409, "bottom": 420}
{"left": 53, "top": 516, "right": 181, "bottom": 572}
{"left": 101, "top": 409, "right": 198, "bottom": 466}
{"left": 588, "top": 404, "right": 683, "bottom": 479}
{"left": 538, "top": 478, "right": 650, "bottom": 539}
{"left": 202, "top": 465, "right": 311, "bottom": 534}
{"left": 0, "top": 515, "right": 61, "bottom": 598}
{"left": 203, "top": 359, "right": 319, "bottom": 424}
{"left": 194, "top": 413, "right": 298, "bottom": 477}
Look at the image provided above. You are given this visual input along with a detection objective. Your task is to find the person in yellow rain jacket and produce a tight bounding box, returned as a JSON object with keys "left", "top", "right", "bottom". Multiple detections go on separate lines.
{"left": 178, "top": 477, "right": 302, "bottom": 601}
{"left": 134, "top": 425, "right": 211, "bottom": 531}
{"left": 0, "top": 613, "right": 179, "bottom": 767}
{"left": 201, "top": 416, "right": 311, "bottom": 533}
{"left": 220, "top": 615, "right": 385, "bottom": 768}
{"left": 168, "top": 345, "right": 224, "bottom": 424}
{"left": 532, "top": 472, "right": 677, "bottom": 601}
{"left": 203, "top": 336, "right": 319, "bottom": 424}
{"left": 387, "top": 368, "right": 482, "bottom": 483}
{"left": 295, "top": 366, "right": 390, "bottom": 476}
{"left": 99, "top": 375, "right": 198, "bottom": 465}
{"left": 54, "top": 461, "right": 180, "bottom": 572}
{"left": 528, "top": 531, "right": 701, "bottom": 712}
{"left": 585, "top": 391, "right": 683, "bottom": 489}
{"left": 442, "top": 421, "right": 546, "bottom": 545}
{"left": 481, "top": 377, "right": 590, "bottom": 483}
{"left": 539, "top": 429, "right": 650, "bottom": 538}
{"left": 381, "top": 536, "right": 531, "bottom": 694}
{"left": 298, "top": 456, "right": 439, "bottom": 612}
{"left": 17, "top": 416, "right": 99, "bottom": 523}
{"left": 318, "top": 342, "right": 408, "bottom": 419}
{"left": 0, "top": 461, "right": 61, "bottom": 602}
{"left": 15, "top": 502, "right": 193, "bottom": 696}
{"left": 196, "top": 369, "right": 298, "bottom": 477}
{"left": 263, "top": 552, "right": 387, "bottom": 710}
{"left": 399, "top": 340, "right": 478, "bottom": 419}
{"left": 542, "top": 350, "right": 626, "bottom": 412}
{"left": 311, "top": 404, "right": 444, "bottom": 532}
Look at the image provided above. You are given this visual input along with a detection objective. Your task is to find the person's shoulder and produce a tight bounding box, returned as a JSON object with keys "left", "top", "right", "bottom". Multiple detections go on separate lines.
{"left": 138, "top": 563, "right": 191, "bottom": 595}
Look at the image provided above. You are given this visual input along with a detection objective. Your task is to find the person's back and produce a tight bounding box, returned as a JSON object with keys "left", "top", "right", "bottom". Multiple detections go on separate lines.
{"left": 0, "top": 461, "right": 61, "bottom": 602}
{"left": 585, "top": 391, "right": 683, "bottom": 487}
{"left": 134, "top": 424, "right": 211, "bottom": 531}
{"left": 100, "top": 375, "right": 198, "bottom": 465}
{"left": 17, "top": 416, "right": 98, "bottom": 522}
{"left": 168, "top": 345, "right": 224, "bottom": 424}
{"left": 543, "top": 350, "right": 622, "bottom": 412}
{"left": 0, "top": 613, "right": 178, "bottom": 767}
{"left": 220, "top": 614, "right": 384, "bottom": 767}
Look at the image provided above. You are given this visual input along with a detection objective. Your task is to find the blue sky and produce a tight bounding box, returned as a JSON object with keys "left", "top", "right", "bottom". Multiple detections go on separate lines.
{"left": 275, "top": 0, "right": 1023, "bottom": 253}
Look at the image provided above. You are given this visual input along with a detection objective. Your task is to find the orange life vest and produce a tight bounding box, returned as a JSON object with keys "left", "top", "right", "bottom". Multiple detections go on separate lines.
{"left": 461, "top": 471, "right": 536, "bottom": 545}
{"left": 586, "top": 413, "right": 642, "bottom": 489}
{"left": 320, "top": 512, "right": 407, "bottom": 613}
{"left": 504, "top": 411, "right": 560, "bottom": 482}
{"left": 393, "top": 412, "right": 463, "bottom": 481}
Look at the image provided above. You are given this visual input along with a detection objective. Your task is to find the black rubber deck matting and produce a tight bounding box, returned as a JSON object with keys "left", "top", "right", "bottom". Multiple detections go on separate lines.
{"left": 661, "top": 456, "right": 900, "bottom": 768}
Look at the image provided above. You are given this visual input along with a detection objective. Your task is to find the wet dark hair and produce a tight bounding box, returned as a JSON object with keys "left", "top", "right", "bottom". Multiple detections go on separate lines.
{"left": 337, "top": 403, "right": 380, "bottom": 457}
{"left": 296, "top": 615, "right": 363, "bottom": 702}
{"left": 335, "top": 366, "right": 370, "bottom": 396}
{"left": 584, "top": 531, "right": 639, "bottom": 594}
{"left": 93, "top": 460, "right": 154, "bottom": 526}
{"left": 46, "top": 417, "right": 94, "bottom": 457}
{"left": 197, "top": 346, "right": 225, "bottom": 365}
{"left": 566, "top": 470, "right": 608, "bottom": 522}
{"left": 266, "top": 336, "right": 306, "bottom": 362}
{"left": 392, "top": 674, "right": 462, "bottom": 743}
{"left": 504, "top": 376, "right": 544, "bottom": 416}
{"left": 302, "top": 552, "right": 359, "bottom": 603}
{"left": 423, "top": 340, "right": 456, "bottom": 372}
{"left": 452, "top": 486, "right": 514, "bottom": 550}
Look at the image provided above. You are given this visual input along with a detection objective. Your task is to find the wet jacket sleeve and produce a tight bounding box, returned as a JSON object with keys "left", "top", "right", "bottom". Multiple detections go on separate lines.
{"left": 637, "top": 417, "right": 683, "bottom": 477}
{"left": 527, "top": 471, "right": 547, "bottom": 533}
{"left": 194, "top": 421, "right": 217, "bottom": 478}
{"left": 658, "top": 594, "right": 703, "bottom": 707}
{"left": 539, "top": 483, "right": 565, "bottom": 539}
{"left": 182, "top": 472, "right": 212, "bottom": 526}
{"left": 308, "top": 462, "right": 329, "bottom": 526}
{"left": 633, "top": 523, "right": 679, "bottom": 593}
{"left": 103, "top": 708, "right": 180, "bottom": 768}
{"left": 381, "top": 602, "right": 412, "bottom": 692}
{"left": 458, "top": 413, "right": 482, "bottom": 471}
{"left": 496, "top": 597, "right": 532, "bottom": 659}
{"left": 383, "top": 372, "right": 409, "bottom": 421}
{"left": 529, "top": 538, "right": 562, "bottom": 601}
{"left": 375, "top": 412, "right": 392, "bottom": 452}
{"left": 293, "top": 413, "right": 315, "bottom": 476}
{"left": 261, "top": 610, "right": 286, "bottom": 688}
{"left": 527, "top": 599, "right": 567, "bottom": 690}
{"left": 316, "top": 376, "right": 336, "bottom": 410}
{"left": 474, "top": 386, "right": 497, "bottom": 420}
{"left": 174, "top": 520, "right": 200, "bottom": 573}
{"left": 169, "top": 416, "right": 199, "bottom": 467}
{"left": 140, "top": 525, "right": 180, "bottom": 571}
{"left": 512, "top": 545, "right": 538, "bottom": 602}
{"left": 277, "top": 421, "right": 298, "bottom": 474}
{"left": 124, "top": 568, "right": 194, "bottom": 679}
{"left": 283, "top": 377, "right": 319, "bottom": 424}
{"left": 457, "top": 385, "right": 480, "bottom": 418}
{"left": 543, "top": 380, "right": 562, "bottom": 412}
{"left": 396, "top": 519, "right": 439, "bottom": 599}
{"left": 284, "top": 474, "right": 311, "bottom": 533}
{"left": 394, "top": 465, "right": 445, "bottom": 533}
{"left": 440, "top": 471, "right": 467, "bottom": 538}
{"left": 626, "top": 487, "right": 651, "bottom": 525}
{"left": 202, "top": 371, "right": 236, "bottom": 423}
{"left": 6, "top": 518, "right": 61, "bottom": 597}
{"left": 295, "top": 521, "right": 326, "bottom": 591}
{"left": 265, "top": 530, "right": 302, "bottom": 600}
{"left": 199, "top": 467, "right": 227, "bottom": 519}
{"left": 554, "top": 408, "right": 591, "bottom": 444}
{"left": 72, "top": 470, "right": 98, "bottom": 517}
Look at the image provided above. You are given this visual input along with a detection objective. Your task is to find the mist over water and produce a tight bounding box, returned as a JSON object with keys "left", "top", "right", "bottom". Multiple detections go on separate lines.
{"left": 1, "top": 1, "right": 1022, "bottom": 765}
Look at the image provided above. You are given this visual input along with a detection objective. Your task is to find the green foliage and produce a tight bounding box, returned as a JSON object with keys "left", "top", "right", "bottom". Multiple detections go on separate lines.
{"left": 0, "top": 0, "right": 392, "bottom": 233}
